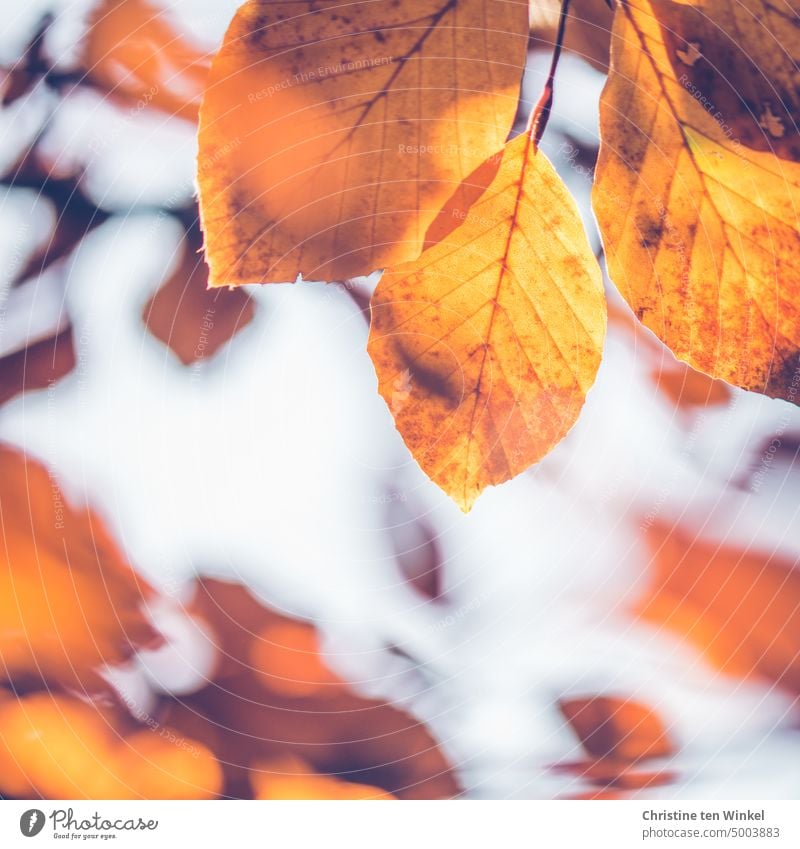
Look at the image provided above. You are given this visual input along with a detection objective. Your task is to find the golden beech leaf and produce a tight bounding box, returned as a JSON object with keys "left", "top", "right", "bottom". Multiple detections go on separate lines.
{"left": 368, "top": 133, "right": 606, "bottom": 511}
{"left": 594, "top": 0, "right": 800, "bottom": 403}
{"left": 197, "top": 0, "right": 529, "bottom": 286}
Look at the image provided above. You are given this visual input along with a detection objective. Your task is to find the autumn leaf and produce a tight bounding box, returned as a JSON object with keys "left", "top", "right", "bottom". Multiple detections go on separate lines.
{"left": 197, "top": 0, "right": 529, "bottom": 285}
{"left": 555, "top": 695, "right": 676, "bottom": 795}
{"left": 162, "top": 579, "right": 460, "bottom": 799}
{"left": 0, "top": 446, "right": 159, "bottom": 690}
{"left": 0, "top": 693, "right": 221, "bottom": 799}
{"left": 368, "top": 132, "right": 606, "bottom": 511}
{"left": 639, "top": 520, "right": 800, "bottom": 695}
{"left": 142, "top": 214, "right": 255, "bottom": 365}
{"left": 594, "top": 0, "right": 800, "bottom": 403}
{"left": 607, "top": 297, "right": 731, "bottom": 411}
{"left": 559, "top": 695, "right": 674, "bottom": 762}
{"left": 0, "top": 327, "right": 75, "bottom": 406}
{"left": 388, "top": 506, "right": 445, "bottom": 601}
{"left": 83, "top": 0, "right": 209, "bottom": 122}
{"left": 250, "top": 621, "right": 344, "bottom": 697}
{"left": 651, "top": 356, "right": 732, "bottom": 412}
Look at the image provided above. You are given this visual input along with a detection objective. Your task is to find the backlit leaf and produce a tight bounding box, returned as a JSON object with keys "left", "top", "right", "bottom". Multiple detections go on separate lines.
{"left": 594, "top": 0, "right": 800, "bottom": 403}
{"left": 197, "top": 0, "right": 529, "bottom": 285}
{"left": 368, "top": 133, "right": 606, "bottom": 511}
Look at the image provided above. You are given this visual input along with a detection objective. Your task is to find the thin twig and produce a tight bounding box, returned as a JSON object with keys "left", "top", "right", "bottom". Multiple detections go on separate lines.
{"left": 527, "top": 0, "right": 572, "bottom": 149}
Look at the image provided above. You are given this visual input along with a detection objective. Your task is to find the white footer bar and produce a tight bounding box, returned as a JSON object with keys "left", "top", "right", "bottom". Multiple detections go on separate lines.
{"left": 1, "top": 800, "right": 798, "bottom": 848}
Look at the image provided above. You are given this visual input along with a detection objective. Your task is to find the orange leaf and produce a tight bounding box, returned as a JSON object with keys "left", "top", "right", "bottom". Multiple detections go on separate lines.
{"left": 594, "top": 0, "right": 800, "bottom": 403}
{"left": 252, "top": 757, "right": 394, "bottom": 800}
{"left": 143, "top": 217, "right": 255, "bottom": 364}
{"left": 165, "top": 579, "right": 460, "bottom": 799}
{"left": 0, "top": 693, "right": 221, "bottom": 799}
{"left": 197, "top": 0, "right": 529, "bottom": 285}
{"left": 368, "top": 134, "right": 606, "bottom": 510}
{"left": 651, "top": 357, "right": 731, "bottom": 411}
{"left": 640, "top": 520, "right": 800, "bottom": 694}
{"left": 0, "top": 446, "right": 158, "bottom": 689}
{"left": 559, "top": 695, "right": 674, "bottom": 762}
{"left": 83, "top": 0, "right": 209, "bottom": 121}
{"left": 250, "top": 621, "right": 343, "bottom": 697}
{"left": 0, "top": 694, "right": 120, "bottom": 798}
{"left": 119, "top": 729, "right": 222, "bottom": 800}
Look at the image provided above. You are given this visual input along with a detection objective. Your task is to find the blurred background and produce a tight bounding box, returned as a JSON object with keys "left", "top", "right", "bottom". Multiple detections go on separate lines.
{"left": 0, "top": 0, "right": 798, "bottom": 800}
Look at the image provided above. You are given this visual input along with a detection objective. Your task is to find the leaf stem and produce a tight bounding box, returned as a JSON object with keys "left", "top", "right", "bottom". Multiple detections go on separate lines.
{"left": 527, "top": 0, "right": 572, "bottom": 149}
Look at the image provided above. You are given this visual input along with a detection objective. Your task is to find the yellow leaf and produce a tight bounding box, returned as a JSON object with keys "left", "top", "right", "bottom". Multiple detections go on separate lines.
{"left": 594, "top": 0, "right": 800, "bottom": 403}
{"left": 368, "top": 133, "right": 606, "bottom": 511}
{"left": 197, "top": 0, "right": 528, "bottom": 286}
